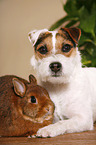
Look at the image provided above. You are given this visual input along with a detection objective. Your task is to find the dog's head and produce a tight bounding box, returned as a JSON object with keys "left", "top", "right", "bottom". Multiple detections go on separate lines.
{"left": 28, "top": 27, "right": 81, "bottom": 84}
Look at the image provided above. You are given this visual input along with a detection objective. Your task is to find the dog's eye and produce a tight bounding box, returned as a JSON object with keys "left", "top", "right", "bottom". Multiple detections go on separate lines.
{"left": 62, "top": 44, "right": 71, "bottom": 53}
{"left": 38, "top": 45, "right": 48, "bottom": 54}
{"left": 31, "top": 96, "right": 37, "bottom": 103}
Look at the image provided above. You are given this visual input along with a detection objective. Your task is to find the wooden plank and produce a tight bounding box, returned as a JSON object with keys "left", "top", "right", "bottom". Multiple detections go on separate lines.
{"left": 0, "top": 124, "right": 96, "bottom": 145}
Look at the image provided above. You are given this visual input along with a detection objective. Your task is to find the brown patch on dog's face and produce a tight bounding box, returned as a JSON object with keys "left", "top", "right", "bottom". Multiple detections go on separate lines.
{"left": 55, "top": 30, "right": 77, "bottom": 57}
{"left": 33, "top": 27, "right": 81, "bottom": 59}
{"left": 34, "top": 32, "right": 53, "bottom": 59}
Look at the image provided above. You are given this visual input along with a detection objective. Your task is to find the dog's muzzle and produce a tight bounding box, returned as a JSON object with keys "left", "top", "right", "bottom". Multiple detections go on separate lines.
{"left": 49, "top": 62, "right": 62, "bottom": 76}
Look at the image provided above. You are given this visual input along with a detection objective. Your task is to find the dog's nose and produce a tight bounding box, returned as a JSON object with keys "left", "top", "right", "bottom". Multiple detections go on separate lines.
{"left": 49, "top": 62, "right": 62, "bottom": 73}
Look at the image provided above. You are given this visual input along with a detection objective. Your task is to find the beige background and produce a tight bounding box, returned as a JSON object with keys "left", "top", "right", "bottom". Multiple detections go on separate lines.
{"left": 0, "top": 0, "right": 66, "bottom": 80}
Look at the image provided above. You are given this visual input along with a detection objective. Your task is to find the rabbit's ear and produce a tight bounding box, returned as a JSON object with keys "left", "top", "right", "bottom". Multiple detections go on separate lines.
{"left": 12, "top": 78, "right": 26, "bottom": 97}
{"left": 29, "top": 74, "right": 37, "bottom": 85}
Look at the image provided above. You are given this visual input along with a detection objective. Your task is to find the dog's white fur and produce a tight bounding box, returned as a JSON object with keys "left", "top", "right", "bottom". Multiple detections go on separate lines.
{"left": 28, "top": 28, "right": 96, "bottom": 137}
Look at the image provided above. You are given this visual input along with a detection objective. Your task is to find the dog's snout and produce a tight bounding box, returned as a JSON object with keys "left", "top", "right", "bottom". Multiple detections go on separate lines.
{"left": 49, "top": 62, "right": 62, "bottom": 73}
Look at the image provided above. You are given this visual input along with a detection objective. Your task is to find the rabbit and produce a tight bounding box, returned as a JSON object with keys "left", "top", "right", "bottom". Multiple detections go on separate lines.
{"left": 0, "top": 74, "right": 54, "bottom": 137}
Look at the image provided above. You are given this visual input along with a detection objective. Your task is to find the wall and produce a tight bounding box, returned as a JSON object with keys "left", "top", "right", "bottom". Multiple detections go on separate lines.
{"left": 0, "top": 0, "right": 66, "bottom": 80}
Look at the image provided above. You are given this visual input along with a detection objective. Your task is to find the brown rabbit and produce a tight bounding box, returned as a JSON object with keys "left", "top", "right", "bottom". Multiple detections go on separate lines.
{"left": 0, "top": 74, "right": 54, "bottom": 137}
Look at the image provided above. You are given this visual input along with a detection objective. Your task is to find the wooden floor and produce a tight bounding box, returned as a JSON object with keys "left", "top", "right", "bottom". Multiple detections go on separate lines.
{"left": 0, "top": 124, "right": 96, "bottom": 145}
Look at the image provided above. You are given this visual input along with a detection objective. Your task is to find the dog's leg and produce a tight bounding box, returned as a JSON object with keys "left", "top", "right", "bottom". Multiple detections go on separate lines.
{"left": 36, "top": 114, "right": 93, "bottom": 137}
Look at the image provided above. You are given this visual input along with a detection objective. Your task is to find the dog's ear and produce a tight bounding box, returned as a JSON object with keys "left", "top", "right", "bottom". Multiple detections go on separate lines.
{"left": 60, "top": 27, "right": 81, "bottom": 44}
{"left": 28, "top": 29, "right": 48, "bottom": 46}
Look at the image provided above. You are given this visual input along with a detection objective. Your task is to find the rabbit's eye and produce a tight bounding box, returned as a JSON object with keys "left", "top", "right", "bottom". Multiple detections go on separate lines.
{"left": 31, "top": 96, "right": 36, "bottom": 103}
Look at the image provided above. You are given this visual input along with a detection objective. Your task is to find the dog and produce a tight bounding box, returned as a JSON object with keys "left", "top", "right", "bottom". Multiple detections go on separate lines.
{"left": 28, "top": 27, "right": 96, "bottom": 137}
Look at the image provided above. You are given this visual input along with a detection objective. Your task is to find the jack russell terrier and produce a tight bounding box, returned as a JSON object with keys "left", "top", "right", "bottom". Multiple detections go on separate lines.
{"left": 28, "top": 27, "right": 96, "bottom": 137}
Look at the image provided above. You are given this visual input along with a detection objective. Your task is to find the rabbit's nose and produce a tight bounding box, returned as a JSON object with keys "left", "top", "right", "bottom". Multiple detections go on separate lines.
{"left": 45, "top": 105, "right": 52, "bottom": 113}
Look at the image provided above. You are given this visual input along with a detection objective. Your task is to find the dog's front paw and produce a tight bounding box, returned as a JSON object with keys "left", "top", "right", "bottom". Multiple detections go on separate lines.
{"left": 36, "top": 124, "right": 58, "bottom": 138}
